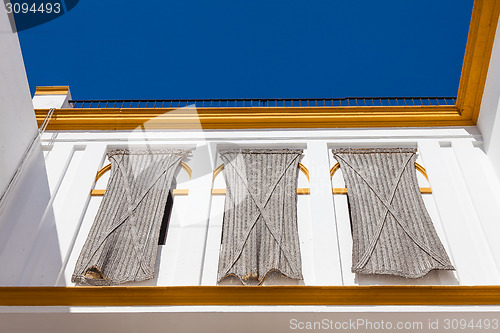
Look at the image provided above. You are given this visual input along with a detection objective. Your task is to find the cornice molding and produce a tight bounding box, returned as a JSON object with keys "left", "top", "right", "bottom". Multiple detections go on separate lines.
{"left": 33, "top": 0, "right": 500, "bottom": 130}
{"left": 35, "top": 86, "right": 70, "bottom": 96}
{"left": 2, "top": 286, "right": 500, "bottom": 306}
{"left": 35, "top": 105, "right": 471, "bottom": 130}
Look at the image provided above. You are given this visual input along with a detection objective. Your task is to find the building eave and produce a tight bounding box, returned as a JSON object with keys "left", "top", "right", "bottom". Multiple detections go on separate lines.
{"left": 33, "top": 0, "right": 500, "bottom": 130}
{"left": 35, "top": 105, "right": 471, "bottom": 130}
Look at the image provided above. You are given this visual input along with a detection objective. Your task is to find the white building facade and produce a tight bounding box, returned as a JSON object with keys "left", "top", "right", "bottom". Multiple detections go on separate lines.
{"left": 3, "top": 1, "right": 500, "bottom": 331}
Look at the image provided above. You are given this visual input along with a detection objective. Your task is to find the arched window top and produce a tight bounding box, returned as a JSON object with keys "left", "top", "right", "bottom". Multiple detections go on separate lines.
{"left": 212, "top": 162, "right": 310, "bottom": 182}
{"left": 91, "top": 161, "right": 192, "bottom": 196}
{"left": 330, "top": 162, "right": 432, "bottom": 194}
{"left": 211, "top": 162, "right": 310, "bottom": 195}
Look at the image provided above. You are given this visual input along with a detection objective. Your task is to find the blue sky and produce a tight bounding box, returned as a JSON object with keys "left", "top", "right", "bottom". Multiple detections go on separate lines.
{"left": 18, "top": 0, "right": 474, "bottom": 100}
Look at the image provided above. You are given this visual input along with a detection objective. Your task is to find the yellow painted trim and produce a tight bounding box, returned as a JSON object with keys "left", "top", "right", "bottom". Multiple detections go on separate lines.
{"left": 415, "top": 162, "right": 429, "bottom": 181}
{"left": 420, "top": 187, "right": 433, "bottom": 194}
{"left": 297, "top": 162, "right": 310, "bottom": 181}
{"left": 173, "top": 189, "right": 189, "bottom": 196}
{"left": 296, "top": 188, "right": 310, "bottom": 195}
{"left": 33, "top": 1, "right": 500, "bottom": 129}
{"left": 212, "top": 163, "right": 224, "bottom": 181}
{"left": 95, "top": 164, "right": 111, "bottom": 182}
{"left": 180, "top": 161, "right": 192, "bottom": 178}
{"left": 211, "top": 189, "right": 226, "bottom": 195}
{"left": 35, "top": 105, "right": 471, "bottom": 130}
{"left": 90, "top": 189, "right": 106, "bottom": 196}
{"left": 330, "top": 162, "right": 432, "bottom": 194}
{"left": 2, "top": 286, "right": 500, "bottom": 306}
{"left": 330, "top": 163, "right": 340, "bottom": 179}
{"left": 332, "top": 188, "right": 348, "bottom": 195}
{"left": 456, "top": 0, "right": 500, "bottom": 122}
{"left": 35, "top": 86, "right": 70, "bottom": 95}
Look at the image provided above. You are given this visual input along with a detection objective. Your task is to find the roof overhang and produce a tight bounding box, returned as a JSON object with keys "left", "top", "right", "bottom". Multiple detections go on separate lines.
{"left": 34, "top": 0, "right": 500, "bottom": 130}
{"left": 34, "top": 105, "right": 466, "bottom": 130}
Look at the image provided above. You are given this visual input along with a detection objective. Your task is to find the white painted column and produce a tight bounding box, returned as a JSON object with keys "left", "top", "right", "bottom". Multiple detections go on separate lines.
{"left": 43, "top": 143, "right": 75, "bottom": 195}
{"left": 478, "top": 17, "right": 500, "bottom": 180}
{"left": 331, "top": 162, "right": 355, "bottom": 285}
{"left": 200, "top": 144, "right": 225, "bottom": 286}
{"left": 451, "top": 139, "right": 500, "bottom": 281}
{"left": 162, "top": 143, "right": 217, "bottom": 286}
{"left": 306, "top": 141, "right": 342, "bottom": 285}
{"left": 418, "top": 140, "right": 492, "bottom": 284}
{"left": 17, "top": 144, "right": 106, "bottom": 285}
{"left": 53, "top": 144, "right": 107, "bottom": 263}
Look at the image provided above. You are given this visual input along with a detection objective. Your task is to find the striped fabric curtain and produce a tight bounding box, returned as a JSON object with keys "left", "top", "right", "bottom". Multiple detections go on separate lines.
{"left": 217, "top": 149, "right": 303, "bottom": 284}
{"left": 332, "top": 148, "right": 455, "bottom": 278}
{"left": 72, "top": 149, "right": 188, "bottom": 286}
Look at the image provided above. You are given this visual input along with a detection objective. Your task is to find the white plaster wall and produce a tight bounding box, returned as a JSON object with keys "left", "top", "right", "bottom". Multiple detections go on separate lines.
{"left": 478, "top": 13, "right": 500, "bottom": 180}
{"left": 0, "top": 8, "right": 38, "bottom": 195}
{"left": 0, "top": 9, "right": 63, "bottom": 287}
{"left": 32, "top": 90, "right": 72, "bottom": 109}
{"left": 4, "top": 308, "right": 500, "bottom": 332}
{"left": 12, "top": 126, "right": 498, "bottom": 287}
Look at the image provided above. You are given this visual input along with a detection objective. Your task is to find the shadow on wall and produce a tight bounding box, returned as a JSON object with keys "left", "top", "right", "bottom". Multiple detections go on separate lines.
{"left": 0, "top": 144, "right": 65, "bottom": 287}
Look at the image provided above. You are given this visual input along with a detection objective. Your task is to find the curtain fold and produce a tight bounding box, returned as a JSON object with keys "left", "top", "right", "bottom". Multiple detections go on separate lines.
{"left": 72, "top": 149, "right": 188, "bottom": 286}
{"left": 217, "top": 149, "right": 303, "bottom": 284}
{"left": 332, "top": 148, "right": 455, "bottom": 278}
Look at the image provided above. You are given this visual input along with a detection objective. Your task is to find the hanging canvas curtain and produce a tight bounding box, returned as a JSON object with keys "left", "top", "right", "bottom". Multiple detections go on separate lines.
{"left": 332, "top": 148, "right": 455, "bottom": 278}
{"left": 218, "top": 149, "right": 303, "bottom": 284}
{"left": 72, "top": 149, "right": 188, "bottom": 286}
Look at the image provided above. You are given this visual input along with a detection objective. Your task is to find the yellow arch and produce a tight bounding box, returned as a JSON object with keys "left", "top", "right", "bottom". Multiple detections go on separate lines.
{"left": 330, "top": 162, "right": 432, "bottom": 194}
{"left": 212, "top": 162, "right": 310, "bottom": 182}
{"left": 91, "top": 161, "right": 192, "bottom": 196}
{"left": 95, "top": 161, "right": 192, "bottom": 183}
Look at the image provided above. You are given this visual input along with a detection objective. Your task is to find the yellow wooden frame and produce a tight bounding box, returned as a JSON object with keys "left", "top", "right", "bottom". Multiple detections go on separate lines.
{"left": 330, "top": 162, "right": 432, "bottom": 194}
{"left": 2, "top": 286, "right": 500, "bottom": 306}
{"left": 90, "top": 161, "right": 192, "bottom": 196}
